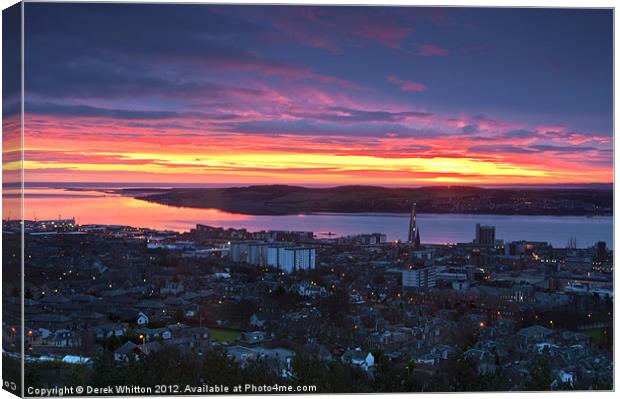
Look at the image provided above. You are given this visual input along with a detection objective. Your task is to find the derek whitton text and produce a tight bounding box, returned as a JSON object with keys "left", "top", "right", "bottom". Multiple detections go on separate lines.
{"left": 27, "top": 383, "right": 318, "bottom": 396}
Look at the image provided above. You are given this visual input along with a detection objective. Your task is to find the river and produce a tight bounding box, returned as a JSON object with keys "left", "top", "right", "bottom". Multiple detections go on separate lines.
{"left": 19, "top": 186, "right": 613, "bottom": 249}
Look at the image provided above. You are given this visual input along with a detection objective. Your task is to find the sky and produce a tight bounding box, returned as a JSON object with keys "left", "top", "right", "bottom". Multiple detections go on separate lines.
{"left": 14, "top": 3, "right": 614, "bottom": 186}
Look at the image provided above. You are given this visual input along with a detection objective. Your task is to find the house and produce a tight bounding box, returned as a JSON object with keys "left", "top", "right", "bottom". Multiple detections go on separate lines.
{"left": 91, "top": 323, "right": 125, "bottom": 339}
{"left": 69, "top": 311, "right": 107, "bottom": 326}
{"left": 226, "top": 346, "right": 294, "bottom": 378}
{"left": 49, "top": 329, "right": 81, "bottom": 348}
{"left": 297, "top": 282, "right": 327, "bottom": 298}
{"left": 136, "top": 300, "right": 166, "bottom": 313}
{"left": 114, "top": 341, "right": 138, "bottom": 362}
{"left": 258, "top": 347, "right": 295, "bottom": 378}
{"left": 160, "top": 280, "right": 185, "bottom": 296}
{"left": 431, "top": 344, "right": 457, "bottom": 361}
{"left": 136, "top": 312, "right": 149, "bottom": 326}
{"left": 39, "top": 295, "right": 70, "bottom": 308}
{"left": 554, "top": 370, "right": 576, "bottom": 387}
{"left": 462, "top": 349, "right": 497, "bottom": 375}
{"left": 167, "top": 337, "right": 212, "bottom": 354}
{"left": 137, "top": 341, "right": 162, "bottom": 356}
{"left": 366, "top": 330, "right": 412, "bottom": 352}
{"left": 240, "top": 331, "right": 268, "bottom": 345}
{"left": 136, "top": 327, "right": 172, "bottom": 341}
{"left": 114, "top": 341, "right": 163, "bottom": 362}
{"left": 534, "top": 342, "right": 559, "bottom": 355}
{"left": 415, "top": 353, "right": 440, "bottom": 366}
{"left": 249, "top": 313, "right": 267, "bottom": 328}
{"left": 516, "top": 325, "right": 553, "bottom": 345}
{"left": 226, "top": 345, "right": 257, "bottom": 366}
{"left": 166, "top": 326, "right": 210, "bottom": 353}
{"left": 341, "top": 348, "right": 375, "bottom": 371}
{"left": 181, "top": 327, "right": 210, "bottom": 341}
{"left": 560, "top": 331, "right": 590, "bottom": 346}
{"left": 183, "top": 304, "right": 200, "bottom": 319}
{"left": 30, "top": 314, "right": 73, "bottom": 330}
{"left": 34, "top": 328, "right": 52, "bottom": 342}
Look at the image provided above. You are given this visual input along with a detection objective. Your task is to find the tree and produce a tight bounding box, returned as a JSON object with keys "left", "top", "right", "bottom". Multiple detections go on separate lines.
{"left": 292, "top": 351, "right": 331, "bottom": 390}
{"left": 63, "top": 365, "right": 92, "bottom": 388}
{"left": 104, "top": 334, "right": 123, "bottom": 351}
{"left": 371, "top": 352, "right": 406, "bottom": 392}
{"left": 132, "top": 346, "right": 202, "bottom": 386}
{"left": 201, "top": 348, "right": 246, "bottom": 387}
{"left": 524, "top": 359, "right": 553, "bottom": 391}
{"left": 427, "top": 356, "right": 480, "bottom": 392}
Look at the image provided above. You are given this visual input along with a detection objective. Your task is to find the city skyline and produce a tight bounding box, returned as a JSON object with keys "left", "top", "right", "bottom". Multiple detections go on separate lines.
{"left": 10, "top": 4, "right": 614, "bottom": 185}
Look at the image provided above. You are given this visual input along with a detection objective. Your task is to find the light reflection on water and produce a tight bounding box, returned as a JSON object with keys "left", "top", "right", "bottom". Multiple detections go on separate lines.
{"left": 22, "top": 188, "right": 613, "bottom": 249}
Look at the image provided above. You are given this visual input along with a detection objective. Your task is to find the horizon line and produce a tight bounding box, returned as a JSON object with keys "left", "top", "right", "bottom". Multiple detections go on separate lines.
{"left": 15, "top": 181, "right": 614, "bottom": 189}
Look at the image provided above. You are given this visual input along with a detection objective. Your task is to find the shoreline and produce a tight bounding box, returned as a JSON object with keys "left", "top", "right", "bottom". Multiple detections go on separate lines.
{"left": 133, "top": 197, "right": 612, "bottom": 217}
{"left": 58, "top": 186, "right": 615, "bottom": 217}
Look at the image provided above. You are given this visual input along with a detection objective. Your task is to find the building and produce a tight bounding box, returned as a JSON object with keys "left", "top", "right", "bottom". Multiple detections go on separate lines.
{"left": 30, "top": 218, "right": 76, "bottom": 230}
{"left": 436, "top": 272, "right": 470, "bottom": 291}
{"left": 229, "top": 241, "right": 251, "bottom": 263}
{"left": 266, "top": 244, "right": 289, "bottom": 269}
{"left": 194, "top": 224, "right": 249, "bottom": 239}
{"left": 267, "top": 244, "right": 316, "bottom": 273}
{"left": 229, "top": 240, "right": 268, "bottom": 263}
{"left": 341, "top": 348, "right": 375, "bottom": 371}
{"left": 280, "top": 247, "right": 316, "bottom": 273}
{"left": 262, "top": 230, "right": 314, "bottom": 242}
{"left": 592, "top": 241, "right": 612, "bottom": 273}
{"left": 229, "top": 241, "right": 306, "bottom": 271}
{"left": 475, "top": 223, "right": 495, "bottom": 246}
{"left": 408, "top": 203, "right": 421, "bottom": 248}
{"left": 346, "top": 233, "right": 387, "bottom": 245}
{"left": 248, "top": 242, "right": 268, "bottom": 266}
{"left": 402, "top": 266, "right": 436, "bottom": 290}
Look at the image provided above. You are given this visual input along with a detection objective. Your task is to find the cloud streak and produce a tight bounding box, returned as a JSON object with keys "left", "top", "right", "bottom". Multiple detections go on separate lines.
{"left": 418, "top": 44, "right": 449, "bottom": 56}
{"left": 386, "top": 75, "right": 427, "bottom": 92}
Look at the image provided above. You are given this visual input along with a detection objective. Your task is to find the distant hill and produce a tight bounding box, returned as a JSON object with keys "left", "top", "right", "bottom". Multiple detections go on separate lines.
{"left": 119, "top": 185, "right": 613, "bottom": 216}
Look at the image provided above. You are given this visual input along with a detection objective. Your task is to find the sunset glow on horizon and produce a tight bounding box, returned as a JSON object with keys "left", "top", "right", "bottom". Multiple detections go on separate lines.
{"left": 13, "top": 4, "right": 613, "bottom": 186}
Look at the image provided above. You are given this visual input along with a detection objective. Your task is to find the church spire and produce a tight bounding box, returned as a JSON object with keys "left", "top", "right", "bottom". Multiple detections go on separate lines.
{"left": 408, "top": 202, "right": 419, "bottom": 247}
{"left": 415, "top": 228, "right": 421, "bottom": 249}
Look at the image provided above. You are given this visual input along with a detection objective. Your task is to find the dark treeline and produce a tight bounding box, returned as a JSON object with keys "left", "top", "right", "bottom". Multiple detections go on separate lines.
{"left": 131, "top": 185, "right": 613, "bottom": 216}
{"left": 18, "top": 346, "right": 611, "bottom": 394}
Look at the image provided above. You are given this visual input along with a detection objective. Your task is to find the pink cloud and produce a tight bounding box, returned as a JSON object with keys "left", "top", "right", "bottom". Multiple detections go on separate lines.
{"left": 386, "top": 75, "right": 427, "bottom": 92}
{"left": 262, "top": 8, "right": 411, "bottom": 52}
{"left": 351, "top": 25, "right": 411, "bottom": 49}
{"left": 419, "top": 44, "right": 449, "bottom": 57}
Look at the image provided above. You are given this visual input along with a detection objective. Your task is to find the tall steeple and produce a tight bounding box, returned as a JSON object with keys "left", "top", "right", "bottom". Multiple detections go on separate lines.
{"left": 415, "top": 228, "right": 421, "bottom": 249}
{"left": 408, "top": 202, "right": 419, "bottom": 247}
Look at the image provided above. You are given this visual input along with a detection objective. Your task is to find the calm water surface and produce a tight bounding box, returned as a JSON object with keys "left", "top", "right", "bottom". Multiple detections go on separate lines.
{"left": 22, "top": 188, "right": 613, "bottom": 249}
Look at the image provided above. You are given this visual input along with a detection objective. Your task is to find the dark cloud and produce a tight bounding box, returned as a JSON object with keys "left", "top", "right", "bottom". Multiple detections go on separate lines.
{"left": 27, "top": 60, "right": 266, "bottom": 101}
{"left": 287, "top": 106, "right": 433, "bottom": 124}
{"left": 26, "top": 102, "right": 178, "bottom": 120}
{"left": 469, "top": 143, "right": 601, "bottom": 155}
{"left": 2, "top": 4, "right": 21, "bottom": 117}
{"left": 502, "top": 129, "right": 538, "bottom": 138}
{"left": 529, "top": 144, "right": 597, "bottom": 153}
{"left": 461, "top": 124, "right": 480, "bottom": 134}
{"left": 25, "top": 3, "right": 364, "bottom": 104}
{"left": 468, "top": 144, "right": 536, "bottom": 154}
